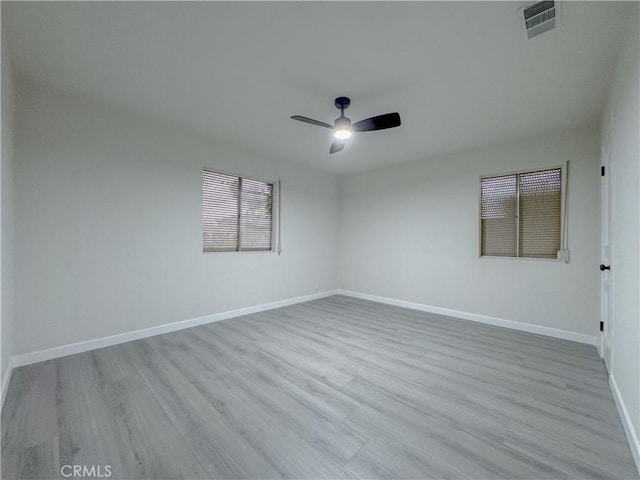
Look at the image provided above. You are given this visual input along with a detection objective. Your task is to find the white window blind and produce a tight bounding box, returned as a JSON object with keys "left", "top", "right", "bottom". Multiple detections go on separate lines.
{"left": 481, "top": 167, "right": 562, "bottom": 259}
{"left": 203, "top": 170, "right": 273, "bottom": 252}
{"left": 518, "top": 169, "right": 561, "bottom": 258}
{"left": 481, "top": 175, "right": 517, "bottom": 257}
{"left": 240, "top": 178, "right": 274, "bottom": 251}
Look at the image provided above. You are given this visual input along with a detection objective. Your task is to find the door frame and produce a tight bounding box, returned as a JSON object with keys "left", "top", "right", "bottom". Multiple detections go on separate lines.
{"left": 600, "top": 138, "right": 615, "bottom": 371}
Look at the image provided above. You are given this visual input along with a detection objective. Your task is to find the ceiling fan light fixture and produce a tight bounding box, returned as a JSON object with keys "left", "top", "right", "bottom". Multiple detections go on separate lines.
{"left": 333, "top": 115, "right": 352, "bottom": 140}
{"left": 333, "top": 127, "right": 352, "bottom": 140}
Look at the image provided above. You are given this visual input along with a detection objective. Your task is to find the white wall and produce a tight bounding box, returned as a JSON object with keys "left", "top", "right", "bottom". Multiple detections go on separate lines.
{"left": 1, "top": 35, "right": 15, "bottom": 390}
{"left": 338, "top": 126, "right": 600, "bottom": 337}
{"left": 601, "top": 4, "right": 640, "bottom": 466}
{"left": 13, "top": 81, "right": 338, "bottom": 356}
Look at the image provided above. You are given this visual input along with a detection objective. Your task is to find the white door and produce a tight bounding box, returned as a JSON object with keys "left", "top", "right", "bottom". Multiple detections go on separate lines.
{"left": 600, "top": 142, "right": 614, "bottom": 371}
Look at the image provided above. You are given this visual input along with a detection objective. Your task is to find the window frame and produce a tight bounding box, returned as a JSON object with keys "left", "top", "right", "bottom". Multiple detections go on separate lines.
{"left": 478, "top": 164, "right": 566, "bottom": 262}
{"left": 202, "top": 167, "right": 278, "bottom": 254}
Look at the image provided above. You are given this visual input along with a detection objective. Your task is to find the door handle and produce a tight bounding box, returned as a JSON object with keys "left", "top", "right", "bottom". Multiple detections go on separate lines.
{"left": 600, "top": 264, "right": 611, "bottom": 271}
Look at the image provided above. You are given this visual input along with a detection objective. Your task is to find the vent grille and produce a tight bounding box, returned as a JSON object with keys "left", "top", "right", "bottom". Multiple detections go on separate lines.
{"left": 521, "top": 1, "right": 559, "bottom": 39}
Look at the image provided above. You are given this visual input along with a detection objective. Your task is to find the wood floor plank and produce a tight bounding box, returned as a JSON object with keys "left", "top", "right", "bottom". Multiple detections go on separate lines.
{"left": 344, "top": 438, "right": 467, "bottom": 480}
{"left": 342, "top": 402, "right": 567, "bottom": 479}
{"left": 120, "top": 339, "right": 222, "bottom": 434}
{"left": 196, "top": 381, "right": 357, "bottom": 479}
{"left": 14, "top": 438, "right": 60, "bottom": 480}
{"left": 2, "top": 296, "right": 638, "bottom": 479}
{"left": 229, "top": 366, "right": 366, "bottom": 465}
{"left": 183, "top": 418, "right": 282, "bottom": 480}
{"left": 247, "top": 350, "right": 360, "bottom": 422}
{"left": 1, "top": 362, "right": 59, "bottom": 480}
{"left": 504, "top": 422, "right": 639, "bottom": 479}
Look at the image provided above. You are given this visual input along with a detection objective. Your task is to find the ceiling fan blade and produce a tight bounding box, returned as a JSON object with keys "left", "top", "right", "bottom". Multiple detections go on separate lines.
{"left": 291, "top": 115, "right": 333, "bottom": 129}
{"left": 352, "top": 112, "right": 401, "bottom": 132}
{"left": 329, "top": 139, "right": 345, "bottom": 154}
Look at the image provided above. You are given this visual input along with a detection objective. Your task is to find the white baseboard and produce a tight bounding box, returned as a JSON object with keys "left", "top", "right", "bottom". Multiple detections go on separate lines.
{"left": 337, "top": 289, "right": 597, "bottom": 345}
{"left": 610, "top": 375, "right": 640, "bottom": 475}
{"left": 596, "top": 333, "right": 604, "bottom": 358}
{"left": 11, "top": 290, "right": 338, "bottom": 368}
{"left": 1, "top": 357, "right": 15, "bottom": 409}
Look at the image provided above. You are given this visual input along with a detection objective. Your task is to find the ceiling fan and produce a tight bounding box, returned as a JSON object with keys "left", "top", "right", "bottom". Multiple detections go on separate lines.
{"left": 291, "top": 97, "right": 401, "bottom": 154}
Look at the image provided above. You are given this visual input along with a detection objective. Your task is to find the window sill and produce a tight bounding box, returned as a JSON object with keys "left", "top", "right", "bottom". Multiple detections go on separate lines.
{"left": 479, "top": 255, "right": 565, "bottom": 263}
{"left": 203, "top": 250, "right": 277, "bottom": 255}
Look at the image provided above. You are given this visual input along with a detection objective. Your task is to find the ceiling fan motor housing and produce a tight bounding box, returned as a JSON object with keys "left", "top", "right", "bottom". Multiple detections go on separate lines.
{"left": 335, "top": 116, "right": 352, "bottom": 128}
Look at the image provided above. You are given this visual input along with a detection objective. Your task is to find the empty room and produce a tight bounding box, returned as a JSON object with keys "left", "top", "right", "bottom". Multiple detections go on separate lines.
{"left": 1, "top": 1, "right": 639, "bottom": 479}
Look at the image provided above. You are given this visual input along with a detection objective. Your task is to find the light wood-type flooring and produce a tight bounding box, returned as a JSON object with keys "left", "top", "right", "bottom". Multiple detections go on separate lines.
{"left": 2, "top": 296, "right": 638, "bottom": 479}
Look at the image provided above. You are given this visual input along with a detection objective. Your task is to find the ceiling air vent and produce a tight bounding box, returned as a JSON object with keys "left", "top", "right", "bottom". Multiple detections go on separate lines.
{"left": 519, "top": 1, "right": 560, "bottom": 39}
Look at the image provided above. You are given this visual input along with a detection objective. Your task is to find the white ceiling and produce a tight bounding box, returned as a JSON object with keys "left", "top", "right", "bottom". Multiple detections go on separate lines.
{"left": 2, "top": 2, "right": 631, "bottom": 174}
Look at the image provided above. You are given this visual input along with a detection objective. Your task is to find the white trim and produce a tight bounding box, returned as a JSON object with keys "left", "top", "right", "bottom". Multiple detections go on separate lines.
{"left": 596, "top": 331, "right": 604, "bottom": 359}
{"left": 610, "top": 374, "right": 640, "bottom": 474}
{"left": 337, "top": 289, "right": 597, "bottom": 345}
{"left": 479, "top": 166, "right": 565, "bottom": 261}
{"left": 1, "top": 357, "right": 16, "bottom": 409}
{"left": 11, "top": 290, "right": 338, "bottom": 368}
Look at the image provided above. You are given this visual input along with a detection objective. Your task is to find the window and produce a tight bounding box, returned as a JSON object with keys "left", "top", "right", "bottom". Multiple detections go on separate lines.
{"left": 481, "top": 167, "right": 562, "bottom": 259}
{"left": 202, "top": 169, "right": 274, "bottom": 252}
